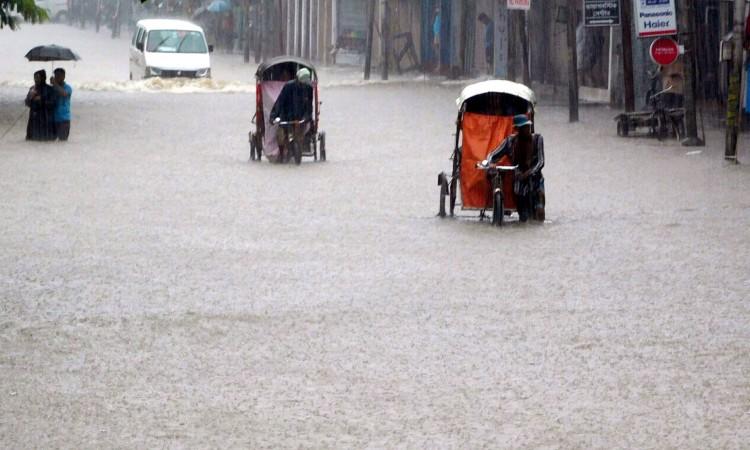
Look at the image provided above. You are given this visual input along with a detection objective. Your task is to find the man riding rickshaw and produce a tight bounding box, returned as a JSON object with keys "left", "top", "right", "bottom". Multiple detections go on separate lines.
{"left": 270, "top": 68, "right": 313, "bottom": 162}
{"left": 482, "top": 114, "right": 545, "bottom": 222}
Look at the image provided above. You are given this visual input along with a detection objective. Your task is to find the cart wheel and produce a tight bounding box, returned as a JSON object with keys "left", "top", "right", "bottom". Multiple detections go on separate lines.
{"left": 673, "top": 115, "right": 685, "bottom": 141}
{"left": 438, "top": 173, "right": 448, "bottom": 218}
{"left": 449, "top": 176, "right": 457, "bottom": 216}
{"left": 293, "top": 140, "right": 302, "bottom": 165}
{"left": 617, "top": 118, "right": 629, "bottom": 137}
{"left": 319, "top": 132, "right": 326, "bottom": 161}
{"left": 492, "top": 191, "right": 504, "bottom": 227}
{"left": 656, "top": 114, "right": 669, "bottom": 141}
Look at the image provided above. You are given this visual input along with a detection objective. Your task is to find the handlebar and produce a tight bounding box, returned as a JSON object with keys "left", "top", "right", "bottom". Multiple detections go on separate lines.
{"left": 274, "top": 118, "right": 308, "bottom": 126}
{"left": 476, "top": 160, "right": 518, "bottom": 171}
{"left": 650, "top": 85, "right": 674, "bottom": 99}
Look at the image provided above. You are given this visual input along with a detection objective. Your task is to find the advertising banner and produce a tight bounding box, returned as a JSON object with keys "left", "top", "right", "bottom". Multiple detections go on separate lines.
{"left": 507, "top": 0, "right": 531, "bottom": 11}
{"left": 634, "top": 0, "right": 677, "bottom": 38}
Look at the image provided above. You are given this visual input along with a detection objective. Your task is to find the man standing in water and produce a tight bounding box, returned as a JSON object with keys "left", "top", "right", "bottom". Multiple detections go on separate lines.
{"left": 432, "top": 6, "right": 441, "bottom": 73}
{"left": 50, "top": 68, "right": 73, "bottom": 141}
{"left": 25, "top": 69, "right": 56, "bottom": 141}
{"left": 478, "top": 13, "right": 494, "bottom": 74}
{"left": 487, "top": 114, "right": 545, "bottom": 222}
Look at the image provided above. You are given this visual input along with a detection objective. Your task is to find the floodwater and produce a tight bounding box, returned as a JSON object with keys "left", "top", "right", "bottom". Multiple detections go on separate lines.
{"left": 1, "top": 24, "right": 750, "bottom": 449}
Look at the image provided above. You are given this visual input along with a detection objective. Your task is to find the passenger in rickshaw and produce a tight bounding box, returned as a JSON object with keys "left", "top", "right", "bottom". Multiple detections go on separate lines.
{"left": 487, "top": 114, "right": 545, "bottom": 222}
{"left": 270, "top": 68, "right": 313, "bottom": 151}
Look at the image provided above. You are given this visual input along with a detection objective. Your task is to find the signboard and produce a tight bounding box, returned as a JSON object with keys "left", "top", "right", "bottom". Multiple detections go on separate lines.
{"left": 634, "top": 0, "right": 677, "bottom": 38}
{"left": 584, "top": 0, "right": 621, "bottom": 27}
{"left": 507, "top": 0, "right": 530, "bottom": 11}
{"left": 649, "top": 37, "right": 679, "bottom": 65}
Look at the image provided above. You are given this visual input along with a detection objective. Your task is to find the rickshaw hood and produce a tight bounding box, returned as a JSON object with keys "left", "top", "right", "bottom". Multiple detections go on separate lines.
{"left": 457, "top": 80, "right": 536, "bottom": 108}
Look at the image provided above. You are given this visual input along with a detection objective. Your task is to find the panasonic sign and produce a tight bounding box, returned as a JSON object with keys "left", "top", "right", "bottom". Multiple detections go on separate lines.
{"left": 634, "top": 0, "right": 677, "bottom": 38}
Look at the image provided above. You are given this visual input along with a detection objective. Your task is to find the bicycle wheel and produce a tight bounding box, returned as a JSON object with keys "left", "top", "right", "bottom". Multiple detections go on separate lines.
{"left": 492, "top": 191, "right": 504, "bottom": 227}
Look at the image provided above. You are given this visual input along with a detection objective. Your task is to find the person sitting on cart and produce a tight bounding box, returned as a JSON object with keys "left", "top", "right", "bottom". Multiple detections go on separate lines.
{"left": 270, "top": 67, "right": 313, "bottom": 148}
{"left": 487, "top": 114, "right": 545, "bottom": 222}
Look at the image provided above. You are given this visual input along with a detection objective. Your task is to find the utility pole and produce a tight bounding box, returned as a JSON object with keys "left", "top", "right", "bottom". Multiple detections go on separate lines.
{"left": 286, "top": 0, "right": 293, "bottom": 55}
{"left": 677, "top": 0, "right": 703, "bottom": 146}
{"left": 494, "top": 1, "right": 508, "bottom": 79}
{"left": 381, "top": 0, "right": 389, "bottom": 80}
{"left": 294, "top": 0, "right": 300, "bottom": 56}
{"left": 508, "top": 10, "right": 517, "bottom": 81}
{"left": 725, "top": 0, "right": 747, "bottom": 161}
{"left": 244, "top": 0, "right": 251, "bottom": 62}
{"left": 279, "top": 0, "right": 285, "bottom": 56}
{"left": 364, "top": 0, "right": 375, "bottom": 80}
{"left": 566, "top": 0, "right": 579, "bottom": 122}
{"left": 621, "top": 0, "right": 636, "bottom": 112}
{"left": 521, "top": 10, "right": 531, "bottom": 86}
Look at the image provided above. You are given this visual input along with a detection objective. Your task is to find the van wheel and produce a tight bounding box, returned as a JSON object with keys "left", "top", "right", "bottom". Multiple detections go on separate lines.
{"left": 129, "top": 73, "right": 133, "bottom": 81}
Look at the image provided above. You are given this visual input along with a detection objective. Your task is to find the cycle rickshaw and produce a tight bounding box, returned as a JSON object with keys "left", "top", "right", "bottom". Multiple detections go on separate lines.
{"left": 248, "top": 56, "right": 326, "bottom": 164}
{"left": 437, "top": 80, "right": 536, "bottom": 226}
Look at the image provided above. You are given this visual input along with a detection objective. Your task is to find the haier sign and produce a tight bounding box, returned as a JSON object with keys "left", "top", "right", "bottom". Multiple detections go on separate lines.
{"left": 635, "top": 0, "right": 677, "bottom": 38}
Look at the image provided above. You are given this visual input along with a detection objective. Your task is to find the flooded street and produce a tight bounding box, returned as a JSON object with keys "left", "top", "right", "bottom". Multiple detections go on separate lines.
{"left": 2, "top": 24, "right": 750, "bottom": 448}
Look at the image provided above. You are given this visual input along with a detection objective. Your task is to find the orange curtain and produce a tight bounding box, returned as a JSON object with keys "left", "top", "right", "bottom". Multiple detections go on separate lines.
{"left": 460, "top": 113, "right": 514, "bottom": 209}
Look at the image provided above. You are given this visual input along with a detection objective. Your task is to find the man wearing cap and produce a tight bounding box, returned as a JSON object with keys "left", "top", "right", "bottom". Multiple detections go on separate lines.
{"left": 270, "top": 68, "right": 313, "bottom": 160}
{"left": 487, "top": 114, "right": 545, "bottom": 222}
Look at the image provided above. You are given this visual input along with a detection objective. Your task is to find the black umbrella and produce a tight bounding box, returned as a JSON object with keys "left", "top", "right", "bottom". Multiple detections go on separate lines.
{"left": 25, "top": 45, "right": 81, "bottom": 62}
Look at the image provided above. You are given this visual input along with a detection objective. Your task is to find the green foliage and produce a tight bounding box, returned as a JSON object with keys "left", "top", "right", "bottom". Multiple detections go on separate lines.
{"left": 1, "top": 0, "right": 49, "bottom": 30}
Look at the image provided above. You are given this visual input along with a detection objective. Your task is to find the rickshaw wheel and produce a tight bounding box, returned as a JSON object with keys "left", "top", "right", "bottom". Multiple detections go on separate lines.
{"left": 492, "top": 191, "right": 504, "bottom": 227}
{"left": 438, "top": 173, "right": 448, "bottom": 218}
{"left": 319, "top": 132, "right": 326, "bottom": 161}
{"left": 249, "top": 137, "right": 257, "bottom": 161}
{"left": 292, "top": 140, "right": 302, "bottom": 165}
{"left": 255, "top": 135, "right": 263, "bottom": 161}
{"left": 449, "top": 177, "right": 457, "bottom": 216}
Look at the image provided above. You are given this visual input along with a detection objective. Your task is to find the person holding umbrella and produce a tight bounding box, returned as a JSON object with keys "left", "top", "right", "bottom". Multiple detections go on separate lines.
{"left": 24, "top": 45, "right": 80, "bottom": 141}
{"left": 50, "top": 68, "right": 73, "bottom": 141}
{"left": 24, "top": 69, "right": 57, "bottom": 141}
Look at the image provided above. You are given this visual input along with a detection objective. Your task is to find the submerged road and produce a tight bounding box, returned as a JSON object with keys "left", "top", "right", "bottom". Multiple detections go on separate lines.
{"left": 1, "top": 24, "right": 749, "bottom": 449}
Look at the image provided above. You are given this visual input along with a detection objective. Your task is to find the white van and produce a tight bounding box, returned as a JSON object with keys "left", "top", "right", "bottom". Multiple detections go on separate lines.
{"left": 129, "top": 19, "right": 212, "bottom": 80}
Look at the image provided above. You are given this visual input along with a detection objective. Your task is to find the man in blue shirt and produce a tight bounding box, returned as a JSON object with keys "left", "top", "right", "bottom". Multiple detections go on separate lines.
{"left": 50, "top": 68, "right": 73, "bottom": 141}
{"left": 478, "top": 13, "right": 494, "bottom": 73}
{"left": 432, "top": 6, "right": 441, "bottom": 73}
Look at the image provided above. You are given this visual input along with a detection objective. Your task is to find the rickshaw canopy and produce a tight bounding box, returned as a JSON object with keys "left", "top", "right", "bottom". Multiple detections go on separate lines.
{"left": 255, "top": 56, "right": 318, "bottom": 81}
{"left": 456, "top": 80, "right": 536, "bottom": 108}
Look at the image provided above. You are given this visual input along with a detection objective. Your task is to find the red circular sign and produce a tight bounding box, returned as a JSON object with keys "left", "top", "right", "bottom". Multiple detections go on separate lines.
{"left": 650, "top": 37, "right": 680, "bottom": 66}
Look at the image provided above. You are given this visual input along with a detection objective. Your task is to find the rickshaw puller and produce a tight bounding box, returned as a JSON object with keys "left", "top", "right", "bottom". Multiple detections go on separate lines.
{"left": 270, "top": 68, "right": 313, "bottom": 155}
{"left": 488, "top": 114, "right": 545, "bottom": 222}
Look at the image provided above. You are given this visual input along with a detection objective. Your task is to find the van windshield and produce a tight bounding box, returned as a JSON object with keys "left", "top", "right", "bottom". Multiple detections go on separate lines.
{"left": 146, "top": 30, "right": 207, "bottom": 54}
